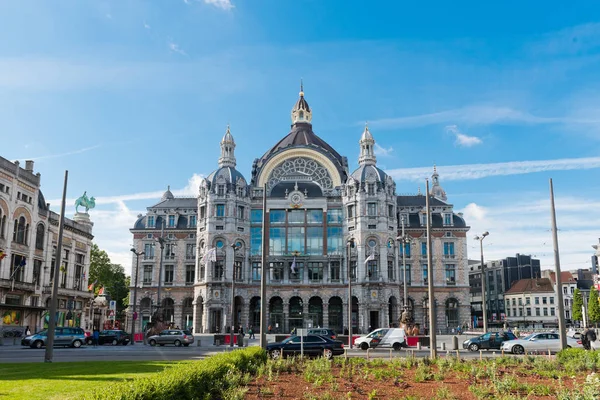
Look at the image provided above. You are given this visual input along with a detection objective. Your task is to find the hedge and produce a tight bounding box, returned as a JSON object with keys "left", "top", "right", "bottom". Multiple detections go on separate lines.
{"left": 83, "top": 347, "right": 267, "bottom": 400}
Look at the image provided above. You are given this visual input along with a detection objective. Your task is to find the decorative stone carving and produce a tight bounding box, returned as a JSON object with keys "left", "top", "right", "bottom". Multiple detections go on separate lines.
{"left": 267, "top": 157, "right": 333, "bottom": 191}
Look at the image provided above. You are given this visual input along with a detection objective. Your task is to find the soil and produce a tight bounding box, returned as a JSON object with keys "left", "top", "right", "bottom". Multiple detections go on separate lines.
{"left": 243, "top": 357, "right": 586, "bottom": 400}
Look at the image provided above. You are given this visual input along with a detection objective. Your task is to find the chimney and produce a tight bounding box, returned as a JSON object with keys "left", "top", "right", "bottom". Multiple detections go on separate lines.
{"left": 25, "top": 160, "right": 34, "bottom": 172}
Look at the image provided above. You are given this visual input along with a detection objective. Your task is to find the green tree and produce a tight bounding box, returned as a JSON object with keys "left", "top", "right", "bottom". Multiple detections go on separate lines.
{"left": 572, "top": 288, "right": 583, "bottom": 322}
{"left": 588, "top": 287, "right": 600, "bottom": 326}
{"left": 89, "top": 244, "right": 130, "bottom": 315}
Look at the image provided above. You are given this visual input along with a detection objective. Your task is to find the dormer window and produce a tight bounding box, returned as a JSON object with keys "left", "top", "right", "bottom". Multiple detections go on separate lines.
{"left": 147, "top": 215, "right": 155, "bottom": 228}
{"left": 443, "top": 213, "right": 452, "bottom": 226}
{"left": 168, "top": 215, "right": 176, "bottom": 227}
{"left": 420, "top": 213, "right": 427, "bottom": 225}
{"left": 367, "top": 183, "right": 375, "bottom": 196}
{"left": 217, "top": 185, "right": 225, "bottom": 196}
{"left": 237, "top": 186, "right": 244, "bottom": 197}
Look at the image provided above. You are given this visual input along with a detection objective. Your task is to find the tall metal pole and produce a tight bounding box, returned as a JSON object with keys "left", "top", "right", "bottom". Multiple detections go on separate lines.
{"left": 550, "top": 178, "right": 567, "bottom": 349}
{"left": 130, "top": 249, "right": 144, "bottom": 345}
{"left": 230, "top": 243, "right": 238, "bottom": 347}
{"left": 44, "top": 170, "right": 68, "bottom": 363}
{"left": 401, "top": 217, "right": 408, "bottom": 311}
{"left": 347, "top": 238, "right": 354, "bottom": 348}
{"left": 155, "top": 222, "right": 165, "bottom": 320}
{"left": 480, "top": 238, "right": 488, "bottom": 333}
{"left": 425, "top": 180, "right": 437, "bottom": 359}
{"left": 259, "top": 183, "right": 268, "bottom": 349}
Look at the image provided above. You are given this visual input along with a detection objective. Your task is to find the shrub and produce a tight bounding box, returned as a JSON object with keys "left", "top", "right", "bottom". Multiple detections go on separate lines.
{"left": 83, "top": 347, "right": 267, "bottom": 400}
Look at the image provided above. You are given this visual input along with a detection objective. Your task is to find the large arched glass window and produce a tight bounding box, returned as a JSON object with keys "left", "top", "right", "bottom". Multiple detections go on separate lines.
{"left": 35, "top": 223, "right": 45, "bottom": 250}
{"left": 0, "top": 208, "right": 5, "bottom": 238}
{"left": 13, "top": 216, "right": 28, "bottom": 244}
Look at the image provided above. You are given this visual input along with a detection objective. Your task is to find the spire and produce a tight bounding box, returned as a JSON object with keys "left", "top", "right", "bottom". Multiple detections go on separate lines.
{"left": 218, "top": 124, "right": 236, "bottom": 168}
{"left": 358, "top": 122, "right": 377, "bottom": 166}
{"left": 291, "top": 80, "right": 312, "bottom": 124}
{"left": 430, "top": 165, "right": 447, "bottom": 201}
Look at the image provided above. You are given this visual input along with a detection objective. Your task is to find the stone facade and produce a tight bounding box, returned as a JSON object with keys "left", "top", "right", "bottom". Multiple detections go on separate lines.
{"left": 0, "top": 157, "right": 94, "bottom": 335}
{"left": 129, "top": 88, "right": 471, "bottom": 335}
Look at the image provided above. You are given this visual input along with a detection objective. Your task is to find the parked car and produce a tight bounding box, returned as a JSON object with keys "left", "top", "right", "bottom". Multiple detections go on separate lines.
{"left": 267, "top": 335, "right": 344, "bottom": 360}
{"left": 86, "top": 329, "right": 130, "bottom": 346}
{"left": 307, "top": 328, "right": 337, "bottom": 340}
{"left": 500, "top": 332, "right": 583, "bottom": 354}
{"left": 147, "top": 329, "right": 194, "bottom": 347}
{"left": 463, "top": 331, "right": 517, "bottom": 351}
{"left": 354, "top": 328, "right": 407, "bottom": 351}
{"left": 21, "top": 327, "right": 86, "bottom": 349}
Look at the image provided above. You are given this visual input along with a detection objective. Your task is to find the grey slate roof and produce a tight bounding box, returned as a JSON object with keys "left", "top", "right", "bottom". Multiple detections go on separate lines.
{"left": 206, "top": 166, "right": 246, "bottom": 186}
{"left": 396, "top": 195, "right": 448, "bottom": 207}
{"left": 149, "top": 197, "right": 197, "bottom": 209}
{"left": 351, "top": 164, "right": 388, "bottom": 184}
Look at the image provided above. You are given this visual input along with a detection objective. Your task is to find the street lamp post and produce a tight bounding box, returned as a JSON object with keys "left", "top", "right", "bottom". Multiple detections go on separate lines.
{"left": 230, "top": 243, "right": 241, "bottom": 347}
{"left": 396, "top": 215, "right": 411, "bottom": 321}
{"left": 155, "top": 222, "right": 166, "bottom": 321}
{"left": 130, "top": 248, "right": 145, "bottom": 345}
{"left": 475, "top": 232, "right": 490, "bottom": 332}
{"left": 347, "top": 238, "right": 355, "bottom": 349}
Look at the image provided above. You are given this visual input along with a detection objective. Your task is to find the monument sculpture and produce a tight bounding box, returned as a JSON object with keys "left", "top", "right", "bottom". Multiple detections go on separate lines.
{"left": 75, "top": 191, "right": 96, "bottom": 213}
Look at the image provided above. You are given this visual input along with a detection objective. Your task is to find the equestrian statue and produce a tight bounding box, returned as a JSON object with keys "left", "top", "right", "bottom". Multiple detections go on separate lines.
{"left": 74, "top": 191, "right": 96, "bottom": 213}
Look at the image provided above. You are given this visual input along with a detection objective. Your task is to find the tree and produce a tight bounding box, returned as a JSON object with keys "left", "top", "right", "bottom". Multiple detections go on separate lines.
{"left": 89, "top": 244, "right": 130, "bottom": 315}
{"left": 588, "top": 287, "right": 600, "bottom": 326}
{"left": 572, "top": 288, "right": 583, "bottom": 323}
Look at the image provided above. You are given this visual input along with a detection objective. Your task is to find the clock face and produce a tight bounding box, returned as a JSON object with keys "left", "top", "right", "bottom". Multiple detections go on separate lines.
{"left": 291, "top": 193, "right": 302, "bottom": 205}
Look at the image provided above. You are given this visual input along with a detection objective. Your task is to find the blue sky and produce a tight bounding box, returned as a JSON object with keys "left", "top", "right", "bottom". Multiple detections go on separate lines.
{"left": 2, "top": 0, "right": 600, "bottom": 275}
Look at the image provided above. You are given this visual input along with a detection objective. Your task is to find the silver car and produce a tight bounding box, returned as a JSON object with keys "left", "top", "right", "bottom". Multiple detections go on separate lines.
{"left": 21, "top": 327, "right": 86, "bottom": 349}
{"left": 147, "top": 329, "right": 194, "bottom": 347}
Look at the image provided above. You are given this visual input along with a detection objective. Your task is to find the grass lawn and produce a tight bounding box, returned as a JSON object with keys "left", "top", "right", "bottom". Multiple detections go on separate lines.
{"left": 0, "top": 360, "right": 185, "bottom": 400}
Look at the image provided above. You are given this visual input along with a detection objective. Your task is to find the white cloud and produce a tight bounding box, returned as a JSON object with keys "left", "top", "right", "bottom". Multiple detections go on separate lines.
{"left": 374, "top": 143, "right": 394, "bottom": 157}
{"left": 143, "top": 21, "right": 150, "bottom": 29}
{"left": 13, "top": 145, "right": 101, "bottom": 163}
{"left": 461, "top": 195, "right": 596, "bottom": 272}
{"left": 203, "top": 0, "right": 234, "bottom": 10}
{"left": 387, "top": 155, "right": 600, "bottom": 182}
{"left": 445, "top": 125, "right": 482, "bottom": 147}
{"left": 168, "top": 42, "right": 187, "bottom": 56}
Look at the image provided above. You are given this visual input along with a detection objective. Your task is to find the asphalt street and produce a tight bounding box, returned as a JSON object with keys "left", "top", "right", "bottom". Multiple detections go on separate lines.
{"left": 0, "top": 344, "right": 517, "bottom": 363}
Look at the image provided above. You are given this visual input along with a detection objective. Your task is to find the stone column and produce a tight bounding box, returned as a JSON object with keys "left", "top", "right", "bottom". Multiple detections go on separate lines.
{"left": 322, "top": 303, "right": 329, "bottom": 328}
{"left": 283, "top": 302, "right": 289, "bottom": 333}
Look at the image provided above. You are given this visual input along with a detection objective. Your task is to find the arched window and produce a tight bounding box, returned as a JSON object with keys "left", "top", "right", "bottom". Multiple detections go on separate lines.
{"left": 13, "top": 216, "right": 28, "bottom": 244}
{"left": 35, "top": 223, "right": 45, "bottom": 250}
{"left": 0, "top": 208, "right": 5, "bottom": 238}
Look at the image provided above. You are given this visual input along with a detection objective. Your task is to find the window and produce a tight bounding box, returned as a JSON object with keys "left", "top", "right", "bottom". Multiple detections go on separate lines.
{"left": 143, "top": 266, "right": 153, "bottom": 284}
{"left": 216, "top": 204, "right": 225, "bottom": 217}
{"left": 0, "top": 208, "right": 6, "bottom": 238}
{"left": 13, "top": 216, "right": 29, "bottom": 245}
{"left": 252, "top": 262, "right": 261, "bottom": 281}
{"left": 421, "top": 242, "right": 427, "bottom": 256}
{"left": 402, "top": 242, "right": 411, "bottom": 258}
{"left": 185, "top": 265, "right": 194, "bottom": 284}
{"left": 147, "top": 216, "right": 155, "bottom": 228}
{"left": 164, "top": 265, "right": 174, "bottom": 284}
{"left": 549, "top": 297, "right": 554, "bottom": 305}
{"left": 445, "top": 264, "right": 456, "bottom": 285}
{"left": 237, "top": 186, "right": 245, "bottom": 197}
{"left": 308, "top": 262, "right": 324, "bottom": 282}
{"left": 144, "top": 243, "right": 155, "bottom": 259}
{"left": 287, "top": 227, "right": 305, "bottom": 253}
{"left": 326, "top": 209, "right": 342, "bottom": 224}
{"left": 168, "top": 215, "right": 176, "bottom": 227}
{"left": 165, "top": 243, "right": 176, "bottom": 259}
{"left": 186, "top": 244, "right": 196, "bottom": 259}
{"left": 535, "top": 297, "right": 539, "bottom": 305}
{"left": 367, "top": 183, "right": 375, "bottom": 196}
{"left": 35, "top": 223, "right": 45, "bottom": 250}
{"left": 307, "top": 227, "right": 324, "bottom": 255}
{"left": 388, "top": 205, "right": 394, "bottom": 218}
{"left": 270, "top": 262, "right": 284, "bottom": 281}
{"left": 400, "top": 264, "right": 411, "bottom": 285}
{"left": 542, "top": 297, "right": 547, "bottom": 304}
{"left": 367, "top": 259, "right": 378, "bottom": 279}
{"left": 512, "top": 298, "right": 516, "bottom": 306}
{"left": 443, "top": 242, "right": 454, "bottom": 256}
{"left": 526, "top": 308, "right": 531, "bottom": 316}
{"left": 189, "top": 215, "right": 197, "bottom": 227}
{"left": 536, "top": 308, "right": 540, "bottom": 316}
{"left": 234, "top": 260, "right": 243, "bottom": 281}
{"left": 250, "top": 209, "right": 263, "bottom": 223}
{"left": 217, "top": 185, "right": 225, "bottom": 196}
{"left": 288, "top": 209, "right": 304, "bottom": 224}
{"left": 550, "top": 307, "right": 555, "bottom": 316}
{"left": 213, "top": 260, "right": 224, "bottom": 280}
{"left": 367, "top": 203, "right": 377, "bottom": 216}
{"left": 421, "top": 213, "right": 427, "bottom": 225}
{"left": 326, "top": 227, "right": 342, "bottom": 255}
{"left": 33, "top": 259, "right": 42, "bottom": 284}
{"left": 543, "top": 308, "right": 548, "bottom": 316}
{"left": 237, "top": 206, "right": 244, "bottom": 219}
{"left": 387, "top": 260, "right": 395, "bottom": 281}
{"left": 290, "top": 261, "right": 304, "bottom": 280}
{"left": 269, "top": 209, "right": 286, "bottom": 224}
{"left": 422, "top": 264, "right": 428, "bottom": 285}
{"left": 270, "top": 227, "right": 285, "bottom": 255}
{"left": 347, "top": 205, "right": 355, "bottom": 219}
{"left": 251, "top": 227, "right": 262, "bottom": 255}
{"left": 563, "top": 287, "right": 567, "bottom": 294}
{"left": 444, "top": 214, "right": 452, "bottom": 225}
{"left": 330, "top": 261, "right": 340, "bottom": 281}
{"left": 199, "top": 265, "right": 205, "bottom": 282}
{"left": 200, "top": 206, "right": 206, "bottom": 219}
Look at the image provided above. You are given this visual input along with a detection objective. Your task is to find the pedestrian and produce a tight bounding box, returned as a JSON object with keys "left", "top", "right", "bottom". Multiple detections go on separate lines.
{"left": 583, "top": 327, "right": 597, "bottom": 350}
{"left": 248, "top": 326, "right": 255, "bottom": 339}
{"left": 25, "top": 326, "right": 31, "bottom": 336}
{"left": 239, "top": 325, "right": 244, "bottom": 337}
{"left": 268, "top": 325, "right": 272, "bottom": 334}
{"left": 93, "top": 329, "right": 100, "bottom": 347}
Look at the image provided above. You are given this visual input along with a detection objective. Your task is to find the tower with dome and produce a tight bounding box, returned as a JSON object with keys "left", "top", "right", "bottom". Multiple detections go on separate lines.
{"left": 129, "top": 86, "right": 471, "bottom": 335}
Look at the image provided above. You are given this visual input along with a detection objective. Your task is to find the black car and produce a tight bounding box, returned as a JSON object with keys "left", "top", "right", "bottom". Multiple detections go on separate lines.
{"left": 462, "top": 331, "right": 517, "bottom": 351}
{"left": 267, "top": 335, "right": 345, "bottom": 360}
{"left": 307, "top": 328, "right": 337, "bottom": 340}
{"left": 86, "top": 329, "right": 131, "bottom": 346}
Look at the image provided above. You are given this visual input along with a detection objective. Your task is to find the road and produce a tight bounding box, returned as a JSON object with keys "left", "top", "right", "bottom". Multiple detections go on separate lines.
{"left": 0, "top": 344, "right": 519, "bottom": 363}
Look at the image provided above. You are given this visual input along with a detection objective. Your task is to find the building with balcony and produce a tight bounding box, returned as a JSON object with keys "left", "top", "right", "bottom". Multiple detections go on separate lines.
{"left": 129, "top": 87, "right": 471, "bottom": 334}
{"left": 0, "top": 157, "right": 94, "bottom": 335}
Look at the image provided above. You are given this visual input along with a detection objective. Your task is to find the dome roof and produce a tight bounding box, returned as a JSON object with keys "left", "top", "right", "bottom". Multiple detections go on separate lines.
{"left": 161, "top": 186, "right": 174, "bottom": 201}
{"left": 360, "top": 124, "right": 374, "bottom": 141}
{"left": 206, "top": 166, "right": 246, "bottom": 186}
{"left": 351, "top": 164, "right": 389, "bottom": 184}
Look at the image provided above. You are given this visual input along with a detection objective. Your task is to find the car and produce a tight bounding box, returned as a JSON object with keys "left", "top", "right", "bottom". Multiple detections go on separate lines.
{"left": 462, "top": 331, "right": 517, "bottom": 352}
{"left": 267, "top": 335, "right": 345, "bottom": 360}
{"left": 307, "top": 328, "right": 337, "bottom": 340}
{"left": 147, "top": 329, "right": 194, "bottom": 347}
{"left": 500, "top": 332, "right": 583, "bottom": 354}
{"left": 86, "top": 329, "right": 131, "bottom": 346}
{"left": 21, "top": 327, "right": 86, "bottom": 349}
{"left": 354, "top": 328, "right": 407, "bottom": 351}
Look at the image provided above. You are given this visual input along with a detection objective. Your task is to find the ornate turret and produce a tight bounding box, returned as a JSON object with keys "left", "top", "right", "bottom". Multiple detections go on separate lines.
{"left": 358, "top": 123, "right": 376, "bottom": 166}
{"left": 291, "top": 80, "right": 312, "bottom": 124}
{"left": 431, "top": 165, "right": 447, "bottom": 201}
{"left": 218, "top": 125, "right": 236, "bottom": 168}
{"left": 161, "top": 185, "right": 174, "bottom": 201}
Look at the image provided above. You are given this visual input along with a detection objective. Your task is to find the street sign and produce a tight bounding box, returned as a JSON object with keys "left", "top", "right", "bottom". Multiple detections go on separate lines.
{"left": 109, "top": 300, "right": 117, "bottom": 310}
{"left": 108, "top": 310, "right": 115, "bottom": 320}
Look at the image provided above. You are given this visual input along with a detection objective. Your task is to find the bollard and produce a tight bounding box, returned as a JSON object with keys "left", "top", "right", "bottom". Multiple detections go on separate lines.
{"left": 492, "top": 352, "right": 496, "bottom": 357}
{"left": 501, "top": 348, "right": 504, "bottom": 357}
{"left": 411, "top": 349, "right": 415, "bottom": 359}
{"left": 390, "top": 349, "right": 393, "bottom": 360}
{"left": 196, "top": 339, "right": 201, "bottom": 347}
{"left": 442, "top": 342, "right": 446, "bottom": 351}
{"left": 548, "top": 349, "right": 551, "bottom": 359}
{"left": 480, "top": 350, "right": 483, "bottom": 361}
{"left": 366, "top": 348, "right": 371, "bottom": 361}
{"left": 456, "top": 350, "right": 460, "bottom": 360}
{"left": 344, "top": 348, "right": 348, "bottom": 360}
{"left": 417, "top": 342, "right": 421, "bottom": 350}
{"left": 452, "top": 335, "right": 459, "bottom": 351}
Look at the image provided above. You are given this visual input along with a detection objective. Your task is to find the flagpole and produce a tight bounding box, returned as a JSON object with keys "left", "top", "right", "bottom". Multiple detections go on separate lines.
{"left": 45, "top": 170, "right": 68, "bottom": 363}
{"left": 259, "top": 183, "right": 268, "bottom": 349}
{"left": 426, "top": 179, "right": 437, "bottom": 359}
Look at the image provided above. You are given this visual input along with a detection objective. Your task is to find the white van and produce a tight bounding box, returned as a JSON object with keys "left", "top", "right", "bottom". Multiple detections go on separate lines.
{"left": 354, "top": 328, "right": 406, "bottom": 351}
